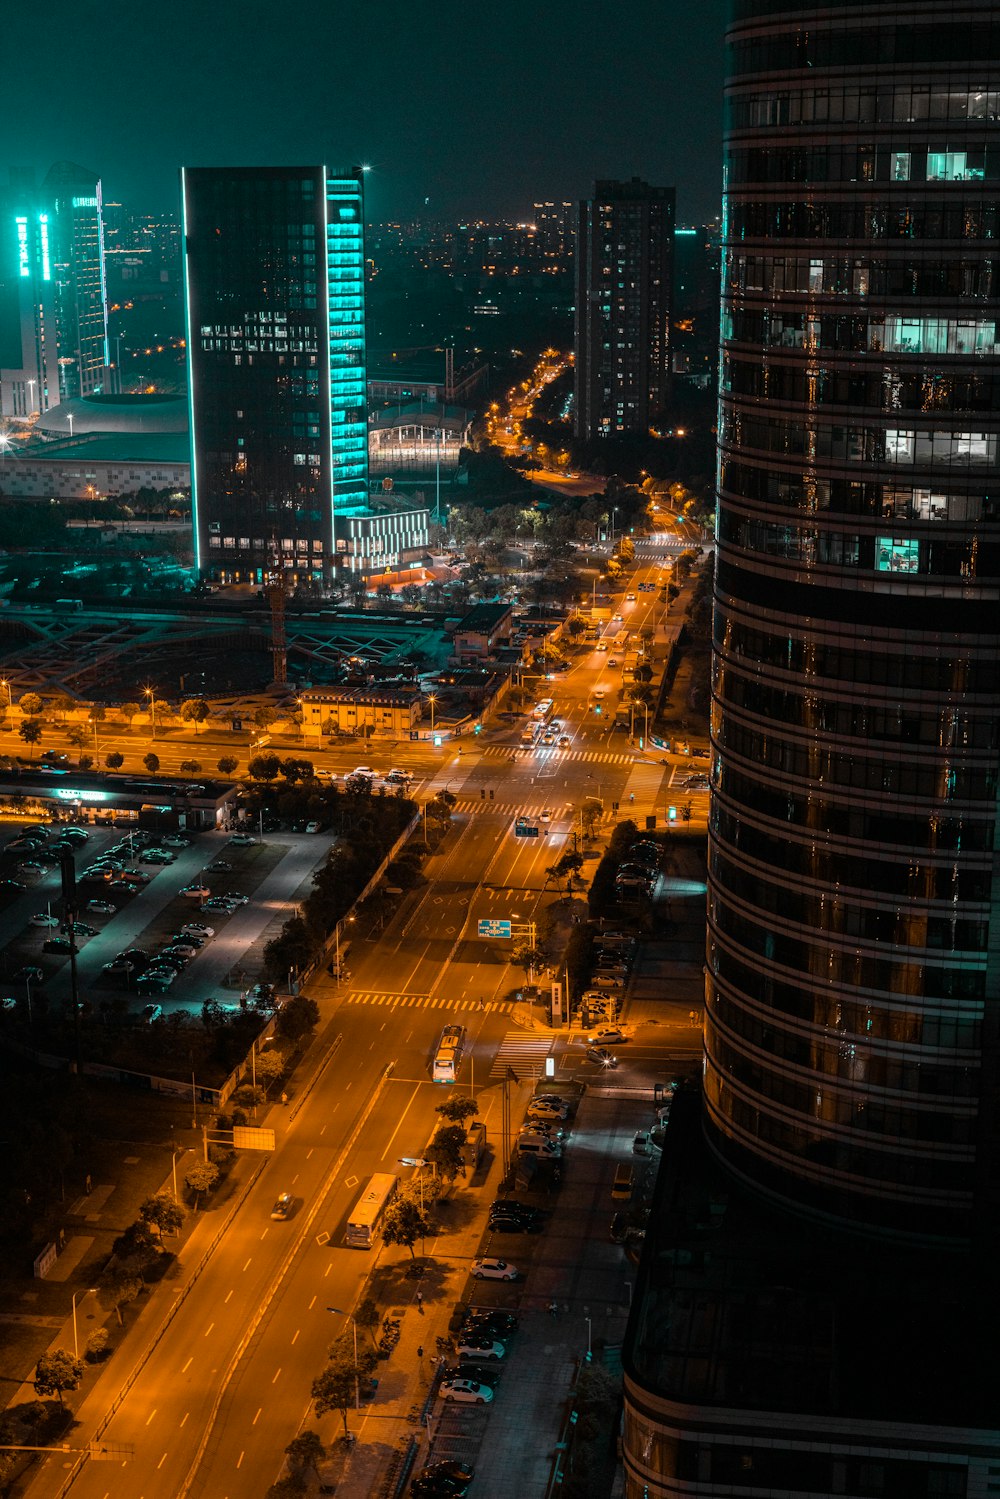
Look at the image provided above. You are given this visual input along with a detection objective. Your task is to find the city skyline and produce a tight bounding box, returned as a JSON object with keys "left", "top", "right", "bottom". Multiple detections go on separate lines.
{"left": 2, "top": 0, "right": 726, "bottom": 224}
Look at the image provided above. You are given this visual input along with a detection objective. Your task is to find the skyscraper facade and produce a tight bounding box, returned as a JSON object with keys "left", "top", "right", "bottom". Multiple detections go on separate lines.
{"left": 182, "top": 165, "right": 369, "bottom": 583}
{"left": 0, "top": 185, "right": 60, "bottom": 418}
{"left": 42, "top": 161, "right": 109, "bottom": 400}
{"left": 708, "top": 0, "right": 1000, "bottom": 1244}
{"left": 574, "top": 177, "right": 674, "bottom": 442}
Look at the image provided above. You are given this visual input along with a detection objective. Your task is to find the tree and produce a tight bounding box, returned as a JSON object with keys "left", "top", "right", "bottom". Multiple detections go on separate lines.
{"left": 51, "top": 694, "right": 76, "bottom": 721}
{"left": 180, "top": 698, "right": 210, "bottom": 733}
{"left": 254, "top": 1050, "right": 285, "bottom": 1096}
{"left": 252, "top": 705, "right": 278, "bottom": 731}
{"left": 120, "top": 701, "right": 141, "bottom": 728}
{"left": 184, "top": 1159, "right": 220, "bottom": 1209}
{"left": 33, "top": 1349, "right": 83, "bottom": 1406}
{"left": 178, "top": 760, "right": 202, "bottom": 774}
{"left": 88, "top": 704, "right": 107, "bottom": 726}
{"left": 248, "top": 752, "right": 281, "bottom": 781}
{"left": 381, "top": 1196, "right": 431, "bottom": 1261}
{"left": 105, "top": 752, "right": 124, "bottom": 770}
{"left": 78, "top": 755, "right": 94, "bottom": 771}
{"left": 217, "top": 756, "right": 238, "bottom": 776}
{"left": 139, "top": 1191, "right": 184, "bottom": 1238}
{"left": 111, "top": 1220, "right": 160, "bottom": 1282}
{"left": 143, "top": 752, "right": 160, "bottom": 774}
{"left": 427, "top": 1124, "right": 466, "bottom": 1182}
{"left": 680, "top": 800, "right": 694, "bottom": 823}
{"left": 512, "top": 942, "right": 545, "bottom": 981}
{"left": 275, "top": 994, "right": 320, "bottom": 1047}
{"left": 19, "top": 719, "right": 42, "bottom": 755}
{"left": 311, "top": 1353, "right": 358, "bottom": 1437}
{"left": 354, "top": 1297, "right": 381, "bottom": 1348}
{"left": 18, "top": 692, "right": 42, "bottom": 717}
{"left": 66, "top": 724, "right": 87, "bottom": 749}
{"left": 435, "top": 1094, "right": 479, "bottom": 1127}
{"left": 97, "top": 1264, "right": 143, "bottom": 1326}
{"left": 581, "top": 797, "right": 604, "bottom": 839}
{"left": 285, "top": 1431, "right": 324, "bottom": 1483}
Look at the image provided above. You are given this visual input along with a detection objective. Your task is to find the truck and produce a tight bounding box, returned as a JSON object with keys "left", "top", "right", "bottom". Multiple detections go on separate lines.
{"left": 462, "top": 1120, "right": 486, "bottom": 1170}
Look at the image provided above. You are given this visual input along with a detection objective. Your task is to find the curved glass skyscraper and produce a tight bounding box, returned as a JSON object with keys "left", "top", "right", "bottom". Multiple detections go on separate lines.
{"left": 708, "top": 0, "right": 1000, "bottom": 1242}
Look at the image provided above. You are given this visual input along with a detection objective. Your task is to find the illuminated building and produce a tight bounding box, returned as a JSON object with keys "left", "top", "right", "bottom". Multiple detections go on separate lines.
{"left": 42, "top": 161, "right": 110, "bottom": 400}
{"left": 0, "top": 186, "right": 60, "bottom": 418}
{"left": 181, "top": 165, "right": 370, "bottom": 582}
{"left": 574, "top": 177, "right": 674, "bottom": 440}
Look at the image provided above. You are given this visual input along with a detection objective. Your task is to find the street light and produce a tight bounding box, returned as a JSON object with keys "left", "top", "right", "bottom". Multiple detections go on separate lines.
{"left": 71, "top": 1288, "right": 97, "bottom": 1359}
{"left": 67, "top": 412, "right": 74, "bottom": 440}
{"left": 427, "top": 693, "right": 437, "bottom": 735}
{"left": 0, "top": 678, "right": 11, "bottom": 709}
{"left": 145, "top": 685, "right": 156, "bottom": 741}
{"left": 326, "top": 1306, "right": 360, "bottom": 1409}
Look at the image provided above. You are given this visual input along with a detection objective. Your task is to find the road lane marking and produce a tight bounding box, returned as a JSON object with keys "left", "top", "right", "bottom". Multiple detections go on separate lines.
{"left": 157, "top": 1453, "right": 168, "bottom": 1469}
{"left": 242, "top": 1259, "right": 252, "bottom": 1272}
{"left": 253, "top": 1408, "right": 262, "bottom": 1425}
{"left": 224, "top": 1289, "right": 234, "bottom": 1303}
{"left": 380, "top": 1082, "right": 423, "bottom": 1161}
{"left": 307, "top": 1147, "right": 314, "bottom": 1157}
{"left": 292, "top": 1174, "right": 299, "bottom": 1184}
{"left": 182, "top": 1357, "right": 192, "bottom": 1373}
{"left": 291, "top": 1328, "right": 300, "bottom": 1345}
{"left": 272, "top": 1368, "right": 282, "bottom": 1384}
{"left": 309, "top": 1295, "right": 317, "bottom": 1309}
{"left": 324, "top": 1262, "right": 333, "bottom": 1277}
{"left": 180, "top": 1412, "right": 189, "bottom": 1428}
{"left": 237, "top": 1449, "right": 245, "bottom": 1467}
{"left": 146, "top": 1409, "right": 157, "bottom": 1425}
{"left": 204, "top": 1323, "right": 214, "bottom": 1336}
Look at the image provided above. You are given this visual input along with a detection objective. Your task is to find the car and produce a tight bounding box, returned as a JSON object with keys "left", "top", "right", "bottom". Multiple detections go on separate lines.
{"left": 586, "top": 1046, "right": 619, "bottom": 1068}
{"left": 345, "top": 772, "right": 373, "bottom": 792}
{"left": 463, "top": 1310, "right": 519, "bottom": 1336}
{"left": 87, "top": 900, "right": 118, "bottom": 918}
{"left": 119, "top": 870, "right": 152, "bottom": 885}
{"left": 489, "top": 1198, "right": 538, "bottom": 1221}
{"left": 385, "top": 768, "right": 413, "bottom": 784}
{"left": 270, "top": 1192, "right": 294, "bottom": 1221}
{"left": 558, "top": 735, "right": 571, "bottom": 748}
{"left": 180, "top": 883, "right": 212, "bottom": 900}
{"left": 526, "top": 1100, "right": 570, "bottom": 1121}
{"left": 17, "top": 862, "right": 44, "bottom": 876}
{"left": 141, "top": 1003, "right": 163, "bottom": 1024}
{"left": 549, "top": 719, "right": 561, "bottom": 732}
{"left": 28, "top": 913, "right": 60, "bottom": 928}
{"left": 152, "top": 953, "right": 188, "bottom": 971}
{"left": 207, "top": 859, "right": 232, "bottom": 872}
{"left": 438, "top": 1378, "right": 494, "bottom": 1404}
{"left": 588, "top": 1027, "right": 627, "bottom": 1045}
{"left": 138, "top": 970, "right": 175, "bottom": 992}
{"left": 60, "top": 827, "right": 89, "bottom": 843}
{"left": 455, "top": 1331, "right": 508, "bottom": 1357}
{"left": 590, "top": 972, "right": 625, "bottom": 990}
{"left": 610, "top": 1212, "right": 646, "bottom": 1245}
{"left": 181, "top": 923, "right": 215, "bottom": 938}
{"left": 607, "top": 657, "right": 620, "bottom": 668}
{"left": 541, "top": 731, "right": 556, "bottom": 744}
{"left": 248, "top": 982, "right": 275, "bottom": 1002}
{"left": 519, "top": 1122, "right": 565, "bottom": 1144}
{"left": 224, "top": 892, "right": 249, "bottom": 905}
{"left": 162, "top": 834, "right": 191, "bottom": 848}
{"left": 595, "top": 642, "right": 608, "bottom": 652}
{"left": 626, "top": 592, "right": 636, "bottom": 601}
{"left": 633, "top": 1130, "right": 652, "bottom": 1155}
{"left": 13, "top": 966, "right": 44, "bottom": 983}
{"left": 352, "top": 765, "right": 376, "bottom": 778}
{"left": 0, "top": 879, "right": 28, "bottom": 895}
{"left": 229, "top": 833, "right": 257, "bottom": 846}
{"left": 488, "top": 1210, "right": 541, "bottom": 1233}
{"left": 613, "top": 612, "right": 624, "bottom": 623}
{"left": 166, "top": 941, "right": 199, "bottom": 958}
{"left": 304, "top": 821, "right": 322, "bottom": 833}
{"left": 68, "top": 921, "right": 98, "bottom": 937}
{"left": 410, "top": 1459, "right": 475, "bottom": 1497}
{"left": 202, "top": 897, "right": 235, "bottom": 912}
{"left": 43, "top": 937, "right": 74, "bottom": 954}
{"left": 470, "top": 1258, "right": 519, "bottom": 1283}
{"left": 140, "top": 849, "right": 175, "bottom": 864}
{"left": 440, "top": 1362, "right": 502, "bottom": 1389}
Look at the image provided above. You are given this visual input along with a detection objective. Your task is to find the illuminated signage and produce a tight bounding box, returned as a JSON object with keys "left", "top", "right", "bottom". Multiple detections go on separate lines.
{"left": 72, "top": 196, "right": 98, "bottom": 208}
{"left": 16, "top": 217, "right": 28, "bottom": 278}
{"left": 55, "top": 788, "right": 110, "bottom": 802}
{"left": 39, "top": 214, "right": 50, "bottom": 281}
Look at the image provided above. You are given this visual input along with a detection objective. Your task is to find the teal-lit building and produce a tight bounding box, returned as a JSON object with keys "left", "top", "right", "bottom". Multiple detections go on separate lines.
{"left": 181, "top": 165, "right": 370, "bottom": 584}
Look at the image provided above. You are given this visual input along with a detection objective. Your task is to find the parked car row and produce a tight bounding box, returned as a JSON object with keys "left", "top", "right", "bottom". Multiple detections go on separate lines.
{"left": 441, "top": 1307, "right": 521, "bottom": 1403}
{"left": 614, "top": 836, "right": 661, "bottom": 902}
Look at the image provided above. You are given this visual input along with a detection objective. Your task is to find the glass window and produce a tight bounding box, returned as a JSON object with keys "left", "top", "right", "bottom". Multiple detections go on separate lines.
{"left": 876, "top": 536, "right": 920, "bottom": 572}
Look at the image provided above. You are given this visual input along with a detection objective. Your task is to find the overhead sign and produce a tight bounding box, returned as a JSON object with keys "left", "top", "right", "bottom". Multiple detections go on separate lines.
{"left": 55, "top": 788, "right": 110, "bottom": 802}
{"left": 478, "top": 919, "right": 512, "bottom": 938}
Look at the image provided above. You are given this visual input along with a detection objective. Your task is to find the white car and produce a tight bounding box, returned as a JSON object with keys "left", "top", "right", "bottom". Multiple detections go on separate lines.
{"left": 29, "top": 914, "right": 60, "bottom": 928}
{"left": 526, "top": 1100, "right": 569, "bottom": 1122}
{"left": 439, "top": 1378, "right": 494, "bottom": 1404}
{"left": 352, "top": 765, "right": 376, "bottom": 778}
{"left": 588, "top": 1027, "right": 627, "bottom": 1045}
{"left": 181, "top": 923, "right": 215, "bottom": 938}
{"left": 180, "top": 883, "right": 211, "bottom": 900}
{"left": 471, "top": 1258, "right": 519, "bottom": 1282}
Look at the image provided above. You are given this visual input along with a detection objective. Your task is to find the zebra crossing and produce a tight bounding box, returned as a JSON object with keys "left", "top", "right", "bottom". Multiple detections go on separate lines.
{"left": 450, "top": 799, "right": 571, "bottom": 819}
{"left": 479, "top": 744, "right": 639, "bottom": 768}
{"left": 488, "top": 1031, "right": 554, "bottom": 1080}
{"left": 342, "top": 990, "right": 513, "bottom": 1014}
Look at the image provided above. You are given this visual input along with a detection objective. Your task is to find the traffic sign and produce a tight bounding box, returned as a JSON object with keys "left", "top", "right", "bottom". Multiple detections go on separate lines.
{"left": 478, "top": 919, "right": 512, "bottom": 939}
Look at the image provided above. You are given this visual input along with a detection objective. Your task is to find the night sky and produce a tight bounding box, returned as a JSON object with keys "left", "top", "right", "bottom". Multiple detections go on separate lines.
{"left": 10, "top": 0, "right": 726, "bottom": 222}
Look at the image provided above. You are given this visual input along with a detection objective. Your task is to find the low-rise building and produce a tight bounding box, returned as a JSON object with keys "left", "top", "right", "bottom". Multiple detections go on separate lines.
{"left": 299, "top": 686, "right": 421, "bottom": 740}
{"left": 450, "top": 602, "right": 514, "bottom": 660}
{"left": 0, "top": 766, "right": 234, "bottom": 829}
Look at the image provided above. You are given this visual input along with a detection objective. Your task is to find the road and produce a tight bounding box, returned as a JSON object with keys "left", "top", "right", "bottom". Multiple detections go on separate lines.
{"left": 20, "top": 532, "right": 708, "bottom": 1495}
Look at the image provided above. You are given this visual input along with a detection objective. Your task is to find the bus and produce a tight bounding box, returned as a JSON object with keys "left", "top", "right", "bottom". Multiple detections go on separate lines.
{"left": 532, "top": 698, "right": 554, "bottom": 722}
{"left": 433, "top": 1024, "right": 466, "bottom": 1083}
{"left": 520, "top": 721, "right": 542, "bottom": 747}
{"left": 613, "top": 629, "right": 630, "bottom": 651}
{"left": 344, "top": 1173, "right": 398, "bottom": 1249}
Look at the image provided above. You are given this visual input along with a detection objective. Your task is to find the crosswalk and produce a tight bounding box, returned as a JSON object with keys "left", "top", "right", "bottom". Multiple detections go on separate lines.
{"left": 488, "top": 1031, "right": 554, "bottom": 1080}
{"left": 449, "top": 800, "right": 571, "bottom": 819}
{"left": 342, "top": 990, "right": 514, "bottom": 1014}
{"left": 478, "top": 744, "right": 640, "bottom": 768}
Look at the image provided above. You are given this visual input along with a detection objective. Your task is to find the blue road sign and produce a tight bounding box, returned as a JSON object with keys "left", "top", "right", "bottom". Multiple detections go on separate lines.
{"left": 478, "top": 919, "right": 513, "bottom": 938}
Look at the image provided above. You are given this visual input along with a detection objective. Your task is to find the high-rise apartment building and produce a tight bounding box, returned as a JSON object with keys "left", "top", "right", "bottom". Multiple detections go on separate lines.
{"left": 42, "top": 161, "right": 109, "bottom": 400}
{"left": 621, "top": 6, "right": 1000, "bottom": 1494}
{"left": 0, "top": 182, "right": 60, "bottom": 418}
{"left": 573, "top": 177, "right": 674, "bottom": 441}
{"left": 532, "top": 199, "right": 575, "bottom": 272}
{"left": 707, "top": 0, "right": 1000, "bottom": 1247}
{"left": 182, "top": 165, "right": 370, "bottom": 582}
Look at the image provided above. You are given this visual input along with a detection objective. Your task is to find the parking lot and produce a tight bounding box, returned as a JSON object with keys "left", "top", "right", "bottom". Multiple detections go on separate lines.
{"left": 0, "top": 816, "right": 332, "bottom": 1019}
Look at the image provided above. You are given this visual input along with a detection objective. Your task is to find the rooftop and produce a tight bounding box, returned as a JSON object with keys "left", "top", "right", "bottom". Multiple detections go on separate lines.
{"left": 34, "top": 393, "right": 189, "bottom": 437}
{"left": 453, "top": 602, "right": 513, "bottom": 634}
{"left": 10, "top": 433, "right": 190, "bottom": 466}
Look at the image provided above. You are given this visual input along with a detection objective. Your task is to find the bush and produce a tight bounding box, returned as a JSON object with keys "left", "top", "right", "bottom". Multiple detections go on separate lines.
{"left": 85, "top": 1328, "right": 110, "bottom": 1362}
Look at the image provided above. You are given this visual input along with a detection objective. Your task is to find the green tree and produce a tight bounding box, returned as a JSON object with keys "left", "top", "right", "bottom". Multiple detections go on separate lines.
{"left": 275, "top": 994, "right": 320, "bottom": 1047}
{"left": 88, "top": 704, "right": 107, "bottom": 726}
{"left": 78, "top": 754, "right": 94, "bottom": 771}
{"left": 581, "top": 797, "right": 603, "bottom": 839}
{"left": 354, "top": 1297, "right": 381, "bottom": 1348}
{"left": 18, "top": 692, "right": 43, "bottom": 717}
{"left": 217, "top": 756, "right": 238, "bottom": 776}
{"left": 180, "top": 698, "right": 211, "bottom": 733}
{"left": 311, "top": 1353, "right": 357, "bottom": 1438}
{"left": 381, "top": 1195, "right": 431, "bottom": 1261}
{"left": 66, "top": 724, "right": 87, "bottom": 749}
{"left": 143, "top": 752, "right": 160, "bottom": 774}
{"left": 427, "top": 1124, "right": 466, "bottom": 1182}
{"left": 19, "top": 719, "right": 42, "bottom": 755}
{"left": 97, "top": 1264, "right": 143, "bottom": 1327}
{"left": 184, "top": 1159, "right": 220, "bottom": 1209}
{"left": 50, "top": 694, "right": 76, "bottom": 721}
{"left": 252, "top": 705, "right": 278, "bottom": 731}
{"left": 120, "top": 701, "right": 141, "bottom": 728}
{"left": 178, "top": 760, "right": 202, "bottom": 774}
{"left": 435, "top": 1094, "right": 479, "bottom": 1127}
{"left": 105, "top": 752, "right": 124, "bottom": 770}
{"left": 33, "top": 1349, "right": 83, "bottom": 1406}
{"left": 139, "top": 1191, "right": 184, "bottom": 1238}
{"left": 254, "top": 1050, "right": 285, "bottom": 1096}
{"left": 248, "top": 752, "right": 281, "bottom": 781}
{"left": 284, "top": 1430, "right": 325, "bottom": 1483}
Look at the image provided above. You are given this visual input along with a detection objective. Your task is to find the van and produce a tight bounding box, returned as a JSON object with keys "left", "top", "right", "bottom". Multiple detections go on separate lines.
{"left": 517, "top": 1136, "right": 560, "bottom": 1159}
{"left": 612, "top": 1163, "right": 635, "bottom": 1200}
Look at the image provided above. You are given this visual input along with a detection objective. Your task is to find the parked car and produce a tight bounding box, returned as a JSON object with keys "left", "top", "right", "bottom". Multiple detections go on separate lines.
{"left": 633, "top": 1130, "right": 651, "bottom": 1156}
{"left": 86, "top": 900, "right": 117, "bottom": 915}
{"left": 162, "top": 834, "right": 190, "bottom": 848}
{"left": 202, "top": 897, "right": 236, "bottom": 913}
{"left": 455, "top": 1334, "right": 508, "bottom": 1358}
{"left": 229, "top": 833, "right": 257, "bottom": 846}
{"left": 28, "top": 913, "right": 60, "bottom": 928}
{"left": 67, "top": 921, "right": 97, "bottom": 937}
{"left": 526, "top": 1100, "right": 569, "bottom": 1121}
{"left": 463, "top": 1310, "right": 519, "bottom": 1336}
{"left": 181, "top": 923, "right": 215, "bottom": 938}
{"left": 43, "top": 937, "right": 74, "bottom": 954}
{"left": 410, "top": 1459, "right": 475, "bottom": 1497}
{"left": 438, "top": 1379, "right": 494, "bottom": 1404}
{"left": 588, "top": 1027, "right": 627, "bottom": 1045}
{"left": 207, "top": 859, "right": 232, "bottom": 872}
{"left": 140, "top": 849, "right": 175, "bottom": 864}
{"left": 141, "top": 1003, "right": 163, "bottom": 1024}
{"left": 470, "top": 1258, "right": 519, "bottom": 1282}
{"left": 224, "top": 892, "right": 249, "bottom": 905}
{"left": 180, "top": 883, "right": 211, "bottom": 900}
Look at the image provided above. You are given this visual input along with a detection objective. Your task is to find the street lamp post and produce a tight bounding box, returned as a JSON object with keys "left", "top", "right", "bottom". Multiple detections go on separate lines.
{"left": 326, "top": 1306, "right": 360, "bottom": 1409}
{"left": 71, "top": 1288, "right": 97, "bottom": 1359}
{"left": 585, "top": 1315, "right": 592, "bottom": 1360}
{"left": 428, "top": 694, "right": 437, "bottom": 736}
{"left": 145, "top": 686, "right": 156, "bottom": 741}
{"left": 0, "top": 678, "right": 11, "bottom": 709}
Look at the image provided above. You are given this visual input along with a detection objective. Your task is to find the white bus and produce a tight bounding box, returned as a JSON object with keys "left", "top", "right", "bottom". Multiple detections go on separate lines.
{"left": 532, "top": 698, "right": 554, "bottom": 722}
{"left": 432, "top": 1024, "right": 466, "bottom": 1083}
{"left": 344, "top": 1173, "right": 398, "bottom": 1249}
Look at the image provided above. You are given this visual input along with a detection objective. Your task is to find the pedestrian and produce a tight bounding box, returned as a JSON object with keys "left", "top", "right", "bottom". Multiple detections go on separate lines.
{"left": 417, "top": 1345, "right": 424, "bottom": 1359}
{"left": 416, "top": 1291, "right": 423, "bottom": 1312}
{"left": 477, "top": 996, "right": 485, "bottom": 1011}
{"left": 548, "top": 1299, "right": 559, "bottom": 1318}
